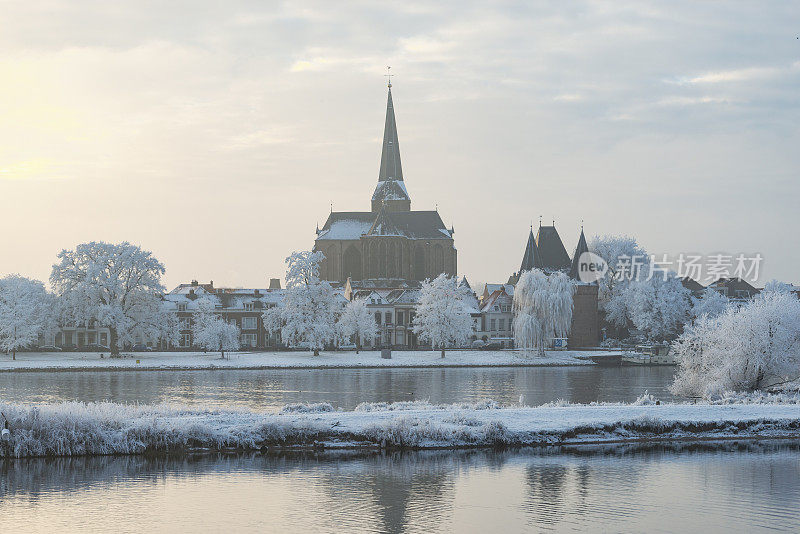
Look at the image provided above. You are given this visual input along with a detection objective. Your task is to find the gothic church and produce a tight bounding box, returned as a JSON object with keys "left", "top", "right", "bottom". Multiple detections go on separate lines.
{"left": 314, "top": 84, "right": 457, "bottom": 284}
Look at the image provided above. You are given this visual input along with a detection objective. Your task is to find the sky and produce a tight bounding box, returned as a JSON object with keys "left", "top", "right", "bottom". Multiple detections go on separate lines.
{"left": 0, "top": 1, "right": 798, "bottom": 289}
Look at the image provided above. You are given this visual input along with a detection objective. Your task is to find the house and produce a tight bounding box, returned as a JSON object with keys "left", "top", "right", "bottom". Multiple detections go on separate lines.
{"left": 707, "top": 277, "right": 760, "bottom": 302}
{"left": 163, "top": 280, "right": 285, "bottom": 350}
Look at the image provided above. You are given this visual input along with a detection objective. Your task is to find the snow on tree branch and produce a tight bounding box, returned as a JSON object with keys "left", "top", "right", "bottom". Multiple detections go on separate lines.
{"left": 512, "top": 269, "right": 575, "bottom": 356}
{"left": 49, "top": 241, "right": 174, "bottom": 356}
{"left": 412, "top": 274, "right": 474, "bottom": 358}
{"left": 0, "top": 275, "right": 54, "bottom": 359}
{"left": 336, "top": 298, "right": 377, "bottom": 352}
{"left": 263, "top": 251, "right": 341, "bottom": 355}
{"left": 671, "top": 290, "right": 800, "bottom": 397}
{"left": 192, "top": 297, "right": 240, "bottom": 358}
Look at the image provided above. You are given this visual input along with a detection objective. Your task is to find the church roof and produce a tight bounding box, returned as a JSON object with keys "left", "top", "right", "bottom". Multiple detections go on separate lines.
{"left": 316, "top": 212, "right": 374, "bottom": 241}
{"left": 536, "top": 225, "right": 571, "bottom": 271}
{"left": 367, "top": 204, "right": 404, "bottom": 236}
{"left": 318, "top": 210, "right": 452, "bottom": 241}
{"left": 569, "top": 228, "right": 589, "bottom": 280}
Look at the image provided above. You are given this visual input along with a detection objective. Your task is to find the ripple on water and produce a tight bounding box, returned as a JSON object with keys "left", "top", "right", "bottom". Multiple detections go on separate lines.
{"left": 1, "top": 443, "right": 798, "bottom": 533}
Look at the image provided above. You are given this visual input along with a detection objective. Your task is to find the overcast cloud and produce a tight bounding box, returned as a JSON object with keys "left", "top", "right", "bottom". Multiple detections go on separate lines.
{"left": 1, "top": 1, "right": 798, "bottom": 288}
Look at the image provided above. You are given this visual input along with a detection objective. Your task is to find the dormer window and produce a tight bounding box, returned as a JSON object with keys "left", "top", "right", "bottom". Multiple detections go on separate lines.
{"left": 177, "top": 303, "right": 187, "bottom": 312}
{"left": 244, "top": 302, "right": 254, "bottom": 312}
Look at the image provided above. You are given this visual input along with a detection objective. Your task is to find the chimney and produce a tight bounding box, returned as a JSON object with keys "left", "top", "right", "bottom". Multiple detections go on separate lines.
{"left": 269, "top": 278, "right": 281, "bottom": 290}
{"left": 191, "top": 280, "right": 198, "bottom": 286}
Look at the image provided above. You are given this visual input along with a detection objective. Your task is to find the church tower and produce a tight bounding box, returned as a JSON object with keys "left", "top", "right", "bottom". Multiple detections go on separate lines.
{"left": 371, "top": 83, "right": 411, "bottom": 213}
{"left": 314, "top": 81, "right": 456, "bottom": 284}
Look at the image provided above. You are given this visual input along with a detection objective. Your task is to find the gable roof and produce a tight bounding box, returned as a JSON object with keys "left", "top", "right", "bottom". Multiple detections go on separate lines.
{"left": 367, "top": 204, "right": 404, "bottom": 236}
{"left": 681, "top": 277, "right": 706, "bottom": 293}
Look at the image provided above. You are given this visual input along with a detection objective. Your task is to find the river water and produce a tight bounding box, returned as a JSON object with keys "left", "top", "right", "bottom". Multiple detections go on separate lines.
{"left": 0, "top": 365, "right": 679, "bottom": 409}
{"left": 1, "top": 443, "right": 799, "bottom": 533}
{"left": 2, "top": 366, "right": 798, "bottom": 532}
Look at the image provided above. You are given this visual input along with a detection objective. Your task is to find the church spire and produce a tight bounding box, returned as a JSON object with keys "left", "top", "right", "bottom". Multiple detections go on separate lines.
{"left": 378, "top": 86, "right": 403, "bottom": 182}
{"left": 372, "top": 82, "right": 411, "bottom": 213}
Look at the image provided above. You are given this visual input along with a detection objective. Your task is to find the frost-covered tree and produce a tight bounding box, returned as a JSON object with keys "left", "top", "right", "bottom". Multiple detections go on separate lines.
{"left": 0, "top": 275, "right": 53, "bottom": 359}
{"left": 626, "top": 272, "right": 690, "bottom": 341}
{"left": 192, "top": 297, "right": 240, "bottom": 359}
{"left": 671, "top": 290, "right": 800, "bottom": 397}
{"left": 691, "top": 288, "right": 729, "bottom": 321}
{"left": 589, "top": 235, "right": 648, "bottom": 330}
{"left": 762, "top": 279, "right": 793, "bottom": 295}
{"left": 412, "top": 274, "right": 474, "bottom": 358}
{"left": 336, "top": 298, "right": 376, "bottom": 353}
{"left": 264, "top": 251, "right": 340, "bottom": 355}
{"left": 50, "top": 241, "right": 176, "bottom": 356}
{"left": 512, "top": 269, "right": 575, "bottom": 356}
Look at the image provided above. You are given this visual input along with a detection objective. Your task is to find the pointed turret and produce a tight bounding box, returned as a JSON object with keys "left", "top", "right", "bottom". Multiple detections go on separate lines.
{"left": 569, "top": 227, "right": 589, "bottom": 280}
{"left": 372, "top": 86, "right": 411, "bottom": 212}
{"left": 520, "top": 227, "right": 542, "bottom": 272}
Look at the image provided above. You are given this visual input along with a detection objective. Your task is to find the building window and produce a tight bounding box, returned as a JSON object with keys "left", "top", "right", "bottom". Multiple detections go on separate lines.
{"left": 490, "top": 319, "right": 496, "bottom": 331}
{"left": 243, "top": 302, "right": 254, "bottom": 311}
{"left": 375, "top": 312, "right": 382, "bottom": 325}
{"left": 179, "top": 318, "right": 192, "bottom": 330}
{"left": 385, "top": 312, "right": 392, "bottom": 324}
{"left": 397, "top": 312, "right": 404, "bottom": 325}
{"left": 178, "top": 303, "right": 187, "bottom": 312}
{"left": 180, "top": 333, "right": 192, "bottom": 347}
{"left": 499, "top": 319, "right": 505, "bottom": 331}
{"left": 241, "top": 333, "right": 257, "bottom": 347}
{"left": 242, "top": 317, "right": 257, "bottom": 330}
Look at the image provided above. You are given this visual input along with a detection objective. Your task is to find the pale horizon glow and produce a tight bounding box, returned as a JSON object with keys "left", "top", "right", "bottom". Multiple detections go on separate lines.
{"left": 1, "top": 1, "right": 798, "bottom": 289}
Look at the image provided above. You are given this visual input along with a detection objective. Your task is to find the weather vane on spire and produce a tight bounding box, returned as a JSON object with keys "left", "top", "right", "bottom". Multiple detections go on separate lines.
{"left": 385, "top": 66, "right": 393, "bottom": 88}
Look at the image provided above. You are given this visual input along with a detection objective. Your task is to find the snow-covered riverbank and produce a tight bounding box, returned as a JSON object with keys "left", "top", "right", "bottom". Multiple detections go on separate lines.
{"left": 1, "top": 397, "right": 798, "bottom": 458}
{"left": 0, "top": 350, "right": 599, "bottom": 372}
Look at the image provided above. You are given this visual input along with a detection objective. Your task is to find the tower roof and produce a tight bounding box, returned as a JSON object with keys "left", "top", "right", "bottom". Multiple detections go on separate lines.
{"left": 520, "top": 227, "right": 542, "bottom": 272}
{"left": 536, "top": 225, "right": 571, "bottom": 272}
{"left": 378, "top": 87, "right": 403, "bottom": 182}
{"left": 569, "top": 227, "right": 589, "bottom": 280}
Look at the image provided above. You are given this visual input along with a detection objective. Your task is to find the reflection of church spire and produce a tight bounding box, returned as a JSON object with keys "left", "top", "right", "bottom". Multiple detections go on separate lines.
{"left": 372, "top": 82, "right": 411, "bottom": 212}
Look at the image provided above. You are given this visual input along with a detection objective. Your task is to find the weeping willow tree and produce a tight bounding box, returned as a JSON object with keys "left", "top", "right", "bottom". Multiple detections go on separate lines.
{"left": 513, "top": 269, "right": 576, "bottom": 357}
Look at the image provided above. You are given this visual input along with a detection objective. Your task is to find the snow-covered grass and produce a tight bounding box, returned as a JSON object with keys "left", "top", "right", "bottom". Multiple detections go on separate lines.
{"left": 1, "top": 395, "right": 799, "bottom": 458}
{"left": 0, "top": 350, "right": 598, "bottom": 372}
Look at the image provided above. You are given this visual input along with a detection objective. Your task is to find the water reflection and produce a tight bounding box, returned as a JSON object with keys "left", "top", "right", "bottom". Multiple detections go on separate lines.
{"left": 0, "top": 366, "right": 678, "bottom": 410}
{"left": 0, "top": 443, "right": 799, "bottom": 533}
